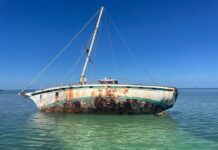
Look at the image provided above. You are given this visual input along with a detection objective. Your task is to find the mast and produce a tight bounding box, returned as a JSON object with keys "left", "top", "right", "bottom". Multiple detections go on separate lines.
{"left": 79, "top": 6, "right": 104, "bottom": 84}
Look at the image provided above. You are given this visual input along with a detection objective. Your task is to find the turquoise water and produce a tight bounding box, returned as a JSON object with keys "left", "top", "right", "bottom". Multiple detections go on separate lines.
{"left": 0, "top": 89, "right": 218, "bottom": 149}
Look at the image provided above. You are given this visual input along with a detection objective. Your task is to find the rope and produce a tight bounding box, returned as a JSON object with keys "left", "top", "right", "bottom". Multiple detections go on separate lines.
{"left": 21, "top": 9, "right": 100, "bottom": 92}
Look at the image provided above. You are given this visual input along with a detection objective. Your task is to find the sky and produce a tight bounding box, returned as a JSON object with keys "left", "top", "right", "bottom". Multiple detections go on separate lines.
{"left": 1, "top": 0, "right": 218, "bottom": 89}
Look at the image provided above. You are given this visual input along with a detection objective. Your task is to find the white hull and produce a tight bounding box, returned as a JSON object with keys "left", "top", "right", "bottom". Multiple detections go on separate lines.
{"left": 26, "top": 84, "right": 178, "bottom": 114}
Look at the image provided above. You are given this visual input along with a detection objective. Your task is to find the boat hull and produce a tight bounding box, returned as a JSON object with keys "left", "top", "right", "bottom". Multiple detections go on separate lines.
{"left": 26, "top": 84, "right": 178, "bottom": 114}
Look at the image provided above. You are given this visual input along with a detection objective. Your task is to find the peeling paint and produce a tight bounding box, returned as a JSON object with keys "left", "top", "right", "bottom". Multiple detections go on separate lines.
{"left": 28, "top": 84, "right": 177, "bottom": 114}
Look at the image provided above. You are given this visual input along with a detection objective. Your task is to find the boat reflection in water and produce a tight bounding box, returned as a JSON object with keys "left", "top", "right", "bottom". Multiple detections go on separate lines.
{"left": 29, "top": 112, "right": 180, "bottom": 149}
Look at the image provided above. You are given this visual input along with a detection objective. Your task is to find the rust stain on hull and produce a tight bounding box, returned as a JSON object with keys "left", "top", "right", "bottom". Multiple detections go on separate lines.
{"left": 65, "top": 89, "right": 74, "bottom": 100}
{"left": 28, "top": 85, "right": 177, "bottom": 114}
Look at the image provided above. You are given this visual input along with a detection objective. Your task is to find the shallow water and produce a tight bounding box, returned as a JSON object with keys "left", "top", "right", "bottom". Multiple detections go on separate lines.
{"left": 0, "top": 89, "right": 218, "bottom": 149}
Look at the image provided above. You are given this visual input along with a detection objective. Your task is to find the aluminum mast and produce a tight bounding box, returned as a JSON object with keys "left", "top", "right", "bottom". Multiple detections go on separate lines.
{"left": 79, "top": 6, "right": 104, "bottom": 84}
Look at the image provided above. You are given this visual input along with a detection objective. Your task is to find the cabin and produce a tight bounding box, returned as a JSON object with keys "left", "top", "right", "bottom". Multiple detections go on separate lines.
{"left": 98, "top": 78, "right": 118, "bottom": 84}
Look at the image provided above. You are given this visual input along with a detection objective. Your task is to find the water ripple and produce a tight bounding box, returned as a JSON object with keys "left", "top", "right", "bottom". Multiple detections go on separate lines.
{"left": 1, "top": 89, "right": 218, "bottom": 149}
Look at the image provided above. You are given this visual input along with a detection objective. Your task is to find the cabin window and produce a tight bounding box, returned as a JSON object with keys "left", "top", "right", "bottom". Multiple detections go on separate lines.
{"left": 55, "top": 92, "right": 59, "bottom": 97}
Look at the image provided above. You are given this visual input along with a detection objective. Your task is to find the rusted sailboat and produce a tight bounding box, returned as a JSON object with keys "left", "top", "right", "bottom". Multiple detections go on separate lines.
{"left": 20, "top": 7, "right": 178, "bottom": 114}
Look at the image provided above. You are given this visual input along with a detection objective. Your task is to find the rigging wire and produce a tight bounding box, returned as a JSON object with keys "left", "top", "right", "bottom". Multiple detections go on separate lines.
{"left": 57, "top": 35, "right": 93, "bottom": 84}
{"left": 106, "top": 11, "right": 157, "bottom": 85}
{"left": 104, "top": 12, "right": 119, "bottom": 78}
{"left": 144, "top": 69, "right": 158, "bottom": 85}
{"left": 56, "top": 47, "right": 85, "bottom": 84}
{"left": 68, "top": 36, "right": 93, "bottom": 83}
{"left": 106, "top": 12, "right": 141, "bottom": 82}
{"left": 21, "top": 9, "right": 100, "bottom": 92}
